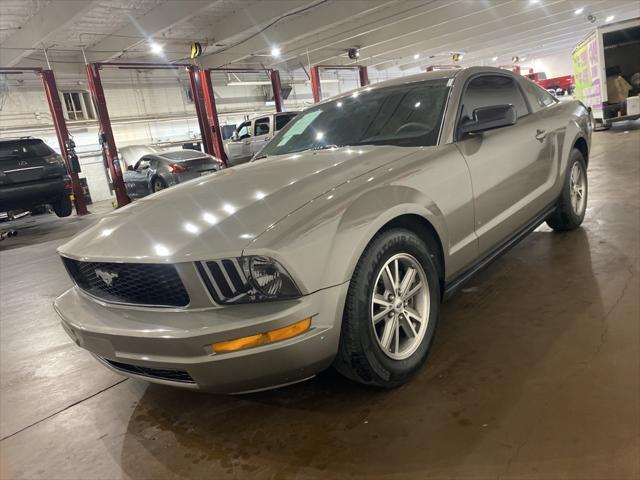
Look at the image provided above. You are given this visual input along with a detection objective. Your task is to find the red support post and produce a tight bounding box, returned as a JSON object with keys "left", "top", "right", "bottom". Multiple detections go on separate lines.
{"left": 40, "top": 69, "right": 90, "bottom": 215}
{"left": 358, "top": 66, "right": 369, "bottom": 87}
{"left": 86, "top": 63, "right": 131, "bottom": 208}
{"left": 186, "top": 66, "right": 217, "bottom": 159}
{"left": 270, "top": 70, "right": 284, "bottom": 112}
{"left": 199, "top": 69, "right": 227, "bottom": 166}
{"left": 310, "top": 66, "right": 322, "bottom": 103}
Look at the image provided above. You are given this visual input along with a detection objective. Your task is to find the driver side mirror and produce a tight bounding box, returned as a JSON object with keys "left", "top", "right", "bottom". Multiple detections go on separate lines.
{"left": 127, "top": 165, "right": 134, "bottom": 171}
{"left": 459, "top": 104, "right": 517, "bottom": 136}
{"left": 231, "top": 132, "right": 239, "bottom": 141}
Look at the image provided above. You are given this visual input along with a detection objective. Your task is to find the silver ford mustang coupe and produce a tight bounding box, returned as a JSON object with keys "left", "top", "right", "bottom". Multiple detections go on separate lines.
{"left": 54, "top": 67, "right": 591, "bottom": 393}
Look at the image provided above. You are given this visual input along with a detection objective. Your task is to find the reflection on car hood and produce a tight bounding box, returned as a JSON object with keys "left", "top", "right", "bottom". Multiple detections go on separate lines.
{"left": 58, "top": 146, "right": 422, "bottom": 262}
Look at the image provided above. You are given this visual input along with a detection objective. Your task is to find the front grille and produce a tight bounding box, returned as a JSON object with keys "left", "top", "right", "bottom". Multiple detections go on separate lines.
{"left": 102, "top": 358, "right": 194, "bottom": 383}
{"left": 61, "top": 257, "right": 189, "bottom": 307}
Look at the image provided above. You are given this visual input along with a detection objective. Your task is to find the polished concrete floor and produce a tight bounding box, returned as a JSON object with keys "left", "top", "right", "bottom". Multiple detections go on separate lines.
{"left": 1, "top": 124, "right": 639, "bottom": 479}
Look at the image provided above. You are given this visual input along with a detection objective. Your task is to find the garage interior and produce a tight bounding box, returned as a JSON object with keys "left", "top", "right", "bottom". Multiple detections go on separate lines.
{"left": 1, "top": 1, "right": 639, "bottom": 479}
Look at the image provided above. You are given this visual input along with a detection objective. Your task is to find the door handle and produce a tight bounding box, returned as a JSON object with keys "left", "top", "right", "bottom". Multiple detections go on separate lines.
{"left": 535, "top": 129, "right": 547, "bottom": 141}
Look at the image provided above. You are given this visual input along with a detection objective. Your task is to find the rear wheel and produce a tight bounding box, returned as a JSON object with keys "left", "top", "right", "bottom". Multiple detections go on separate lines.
{"left": 334, "top": 228, "right": 441, "bottom": 387}
{"left": 152, "top": 177, "right": 167, "bottom": 193}
{"left": 52, "top": 196, "right": 72, "bottom": 217}
{"left": 546, "top": 148, "right": 588, "bottom": 231}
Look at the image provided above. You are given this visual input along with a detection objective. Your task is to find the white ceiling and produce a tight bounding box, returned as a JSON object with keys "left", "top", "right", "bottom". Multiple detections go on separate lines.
{"left": 1, "top": 0, "right": 639, "bottom": 77}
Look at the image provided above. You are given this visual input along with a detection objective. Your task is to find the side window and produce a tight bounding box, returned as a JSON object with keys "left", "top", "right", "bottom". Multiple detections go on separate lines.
{"left": 522, "top": 79, "right": 557, "bottom": 108}
{"left": 461, "top": 75, "right": 530, "bottom": 120}
{"left": 236, "top": 122, "right": 252, "bottom": 139}
{"left": 254, "top": 117, "right": 270, "bottom": 136}
{"left": 275, "top": 113, "right": 297, "bottom": 131}
{"left": 135, "top": 158, "right": 151, "bottom": 171}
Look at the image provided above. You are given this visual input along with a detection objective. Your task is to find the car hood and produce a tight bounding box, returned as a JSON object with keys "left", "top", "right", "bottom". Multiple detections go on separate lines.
{"left": 58, "top": 145, "right": 423, "bottom": 262}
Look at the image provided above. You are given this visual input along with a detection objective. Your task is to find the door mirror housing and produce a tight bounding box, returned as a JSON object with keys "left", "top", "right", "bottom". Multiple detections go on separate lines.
{"left": 231, "top": 132, "right": 239, "bottom": 141}
{"left": 459, "top": 104, "right": 517, "bottom": 136}
{"left": 127, "top": 165, "right": 134, "bottom": 171}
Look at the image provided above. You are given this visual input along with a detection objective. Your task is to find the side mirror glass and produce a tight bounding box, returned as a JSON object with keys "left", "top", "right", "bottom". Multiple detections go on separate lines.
{"left": 460, "top": 104, "right": 517, "bottom": 136}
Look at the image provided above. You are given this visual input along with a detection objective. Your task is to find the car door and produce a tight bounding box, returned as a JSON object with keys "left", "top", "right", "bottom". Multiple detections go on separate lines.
{"left": 250, "top": 116, "right": 271, "bottom": 156}
{"left": 124, "top": 157, "right": 152, "bottom": 197}
{"left": 455, "top": 73, "right": 555, "bottom": 255}
{"left": 226, "top": 121, "right": 252, "bottom": 166}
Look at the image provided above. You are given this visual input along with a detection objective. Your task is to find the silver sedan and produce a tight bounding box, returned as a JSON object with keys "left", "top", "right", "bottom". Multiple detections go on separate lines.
{"left": 54, "top": 67, "right": 591, "bottom": 393}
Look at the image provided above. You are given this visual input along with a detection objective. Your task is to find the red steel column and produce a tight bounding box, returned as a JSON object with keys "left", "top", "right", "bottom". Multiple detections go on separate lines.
{"left": 186, "top": 66, "right": 216, "bottom": 158}
{"left": 358, "top": 66, "right": 369, "bottom": 87}
{"left": 40, "top": 69, "right": 89, "bottom": 215}
{"left": 310, "top": 66, "right": 322, "bottom": 103}
{"left": 199, "top": 69, "right": 227, "bottom": 166}
{"left": 270, "top": 70, "right": 284, "bottom": 112}
{"left": 86, "top": 63, "right": 130, "bottom": 207}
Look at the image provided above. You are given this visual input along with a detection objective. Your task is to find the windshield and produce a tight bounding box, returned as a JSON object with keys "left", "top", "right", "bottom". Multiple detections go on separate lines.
{"left": 261, "top": 78, "right": 450, "bottom": 157}
{"left": 0, "top": 139, "right": 55, "bottom": 159}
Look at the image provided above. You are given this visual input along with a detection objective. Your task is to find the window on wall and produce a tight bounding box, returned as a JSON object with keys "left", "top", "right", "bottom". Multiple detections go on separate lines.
{"left": 62, "top": 91, "right": 94, "bottom": 121}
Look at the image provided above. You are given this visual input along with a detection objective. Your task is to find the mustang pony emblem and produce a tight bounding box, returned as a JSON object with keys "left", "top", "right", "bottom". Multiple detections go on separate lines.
{"left": 95, "top": 269, "right": 119, "bottom": 286}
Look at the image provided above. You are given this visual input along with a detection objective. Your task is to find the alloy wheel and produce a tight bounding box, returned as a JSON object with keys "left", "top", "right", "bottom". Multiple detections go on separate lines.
{"left": 370, "top": 253, "right": 430, "bottom": 360}
{"left": 570, "top": 161, "right": 586, "bottom": 216}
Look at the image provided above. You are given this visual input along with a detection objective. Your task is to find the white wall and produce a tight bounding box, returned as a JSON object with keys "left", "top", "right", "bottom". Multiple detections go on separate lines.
{"left": 530, "top": 50, "right": 575, "bottom": 78}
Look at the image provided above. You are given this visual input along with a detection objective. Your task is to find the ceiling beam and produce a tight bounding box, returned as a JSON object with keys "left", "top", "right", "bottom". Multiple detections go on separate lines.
{"left": 84, "top": 0, "right": 219, "bottom": 62}
{"left": 0, "top": 0, "right": 98, "bottom": 67}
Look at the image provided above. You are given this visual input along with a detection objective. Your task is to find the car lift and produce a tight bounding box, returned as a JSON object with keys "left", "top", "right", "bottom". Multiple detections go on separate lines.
{"left": 0, "top": 67, "right": 90, "bottom": 215}
{"left": 199, "top": 67, "right": 285, "bottom": 165}
{"left": 309, "top": 64, "right": 369, "bottom": 103}
{"left": 86, "top": 61, "right": 220, "bottom": 208}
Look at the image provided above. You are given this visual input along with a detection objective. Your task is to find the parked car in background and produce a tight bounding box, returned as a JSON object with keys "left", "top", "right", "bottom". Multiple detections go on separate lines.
{"left": 224, "top": 111, "right": 299, "bottom": 166}
{"left": 123, "top": 149, "right": 222, "bottom": 198}
{"left": 55, "top": 67, "right": 591, "bottom": 394}
{"left": 526, "top": 72, "right": 575, "bottom": 95}
{"left": 0, "top": 138, "right": 73, "bottom": 217}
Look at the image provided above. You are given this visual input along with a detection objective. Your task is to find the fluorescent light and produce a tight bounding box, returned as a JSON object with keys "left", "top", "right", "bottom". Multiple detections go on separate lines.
{"left": 184, "top": 223, "right": 199, "bottom": 234}
{"left": 492, "top": 56, "right": 498, "bottom": 61}
{"left": 605, "top": 15, "right": 614, "bottom": 22}
{"left": 227, "top": 81, "right": 273, "bottom": 86}
{"left": 336, "top": 101, "right": 343, "bottom": 107}
{"left": 316, "top": 132, "right": 324, "bottom": 140}
{"left": 271, "top": 47, "right": 281, "bottom": 57}
{"left": 414, "top": 101, "right": 421, "bottom": 108}
{"left": 413, "top": 53, "right": 420, "bottom": 60}
{"left": 150, "top": 42, "right": 163, "bottom": 54}
{"left": 574, "top": 7, "right": 584, "bottom": 14}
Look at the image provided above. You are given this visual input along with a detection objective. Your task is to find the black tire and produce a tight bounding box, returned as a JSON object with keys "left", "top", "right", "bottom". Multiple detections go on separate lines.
{"left": 52, "top": 196, "right": 73, "bottom": 217}
{"left": 334, "top": 228, "right": 441, "bottom": 388}
{"left": 546, "top": 148, "right": 588, "bottom": 231}
{"left": 152, "top": 177, "right": 167, "bottom": 193}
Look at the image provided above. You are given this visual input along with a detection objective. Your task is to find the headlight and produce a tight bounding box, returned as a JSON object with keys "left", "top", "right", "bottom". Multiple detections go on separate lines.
{"left": 196, "top": 256, "right": 300, "bottom": 304}
{"left": 44, "top": 153, "right": 64, "bottom": 165}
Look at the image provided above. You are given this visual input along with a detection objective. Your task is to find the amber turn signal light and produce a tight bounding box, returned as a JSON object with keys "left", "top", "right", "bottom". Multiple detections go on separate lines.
{"left": 212, "top": 318, "right": 312, "bottom": 353}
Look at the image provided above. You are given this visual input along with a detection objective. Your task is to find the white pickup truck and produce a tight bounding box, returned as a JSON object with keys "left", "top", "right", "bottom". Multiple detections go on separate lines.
{"left": 224, "top": 111, "right": 299, "bottom": 166}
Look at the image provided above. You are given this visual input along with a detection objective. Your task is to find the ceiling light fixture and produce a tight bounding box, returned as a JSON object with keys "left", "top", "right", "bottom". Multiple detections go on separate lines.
{"left": 150, "top": 42, "right": 163, "bottom": 54}
{"left": 492, "top": 56, "right": 498, "bottom": 61}
{"left": 574, "top": 7, "right": 584, "bottom": 14}
{"left": 605, "top": 15, "right": 615, "bottom": 22}
{"left": 271, "top": 47, "right": 281, "bottom": 57}
{"left": 413, "top": 53, "right": 420, "bottom": 60}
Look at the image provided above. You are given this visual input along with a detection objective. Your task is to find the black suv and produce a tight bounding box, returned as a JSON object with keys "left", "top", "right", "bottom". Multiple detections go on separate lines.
{"left": 0, "top": 138, "right": 73, "bottom": 217}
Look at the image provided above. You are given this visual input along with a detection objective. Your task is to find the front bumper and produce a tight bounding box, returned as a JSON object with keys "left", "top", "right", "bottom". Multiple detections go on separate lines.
{"left": 53, "top": 282, "right": 348, "bottom": 393}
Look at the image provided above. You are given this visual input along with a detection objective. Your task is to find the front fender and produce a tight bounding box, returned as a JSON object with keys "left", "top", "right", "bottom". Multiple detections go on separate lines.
{"left": 245, "top": 181, "right": 447, "bottom": 295}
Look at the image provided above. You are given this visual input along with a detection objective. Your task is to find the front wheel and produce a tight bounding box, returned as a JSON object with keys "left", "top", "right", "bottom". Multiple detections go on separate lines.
{"left": 546, "top": 149, "right": 588, "bottom": 231}
{"left": 52, "top": 196, "right": 73, "bottom": 217}
{"left": 152, "top": 177, "right": 167, "bottom": 193}
{"left": 334, "top": 228, "right": 441, "bottom": 387}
